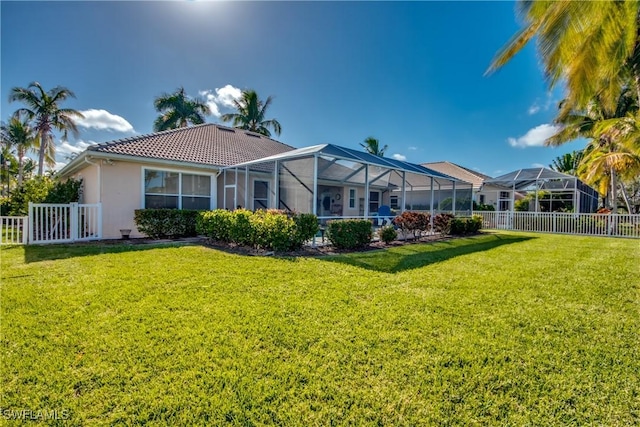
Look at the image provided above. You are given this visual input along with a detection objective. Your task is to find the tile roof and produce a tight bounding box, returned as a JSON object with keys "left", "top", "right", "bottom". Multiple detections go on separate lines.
{"left": 421, "top": 161, "right": 492, "bottom": 189}
{"left": 88, "top": 123, "right": 294, "bottom": 167}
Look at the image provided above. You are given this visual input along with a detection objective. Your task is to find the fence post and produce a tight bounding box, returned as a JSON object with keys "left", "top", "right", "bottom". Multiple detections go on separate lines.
{"left": 70, "top": 203, "right": 78, "bottom": 242}
{"left": 28, "top": 202, "right": 34, "bottom": 244}
{"left": 22, "top": 216, "right": 29, "bottom": 244}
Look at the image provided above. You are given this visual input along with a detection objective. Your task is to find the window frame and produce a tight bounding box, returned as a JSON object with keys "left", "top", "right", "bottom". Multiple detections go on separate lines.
{"left": 348, "top": 188, "right": 356, "bottom": 209}
{"left": 141, "top": 166, "right": 214, "bottom": 210}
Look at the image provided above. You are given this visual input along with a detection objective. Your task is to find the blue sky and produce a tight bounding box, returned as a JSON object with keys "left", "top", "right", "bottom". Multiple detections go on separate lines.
{"left": 1, "top": 1, "right": 585, "bottom": 177}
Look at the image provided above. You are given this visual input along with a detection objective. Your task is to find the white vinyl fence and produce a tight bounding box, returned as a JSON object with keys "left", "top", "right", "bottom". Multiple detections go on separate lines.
{"left": 1, "top": 216, "right": 29, "bottom": 245}
{"left": 29, "top": 203, "right": 102, "bottom": 244}
{"left": 475, "top": 211, "right": 640, "bottom": 239}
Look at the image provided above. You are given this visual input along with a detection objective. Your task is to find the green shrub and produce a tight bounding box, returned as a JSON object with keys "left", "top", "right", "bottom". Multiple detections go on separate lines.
{"left": 196, "top": 210, "right": 233, "bottom": 242}
{"left": 433, "top": 213, "right": 454, "bottom": 235}
{"left": 229, "top": 209, "right": 254, "bottom": 246}
{"left": 327, "top": 219, "right": 372, "bottom": 250}
{"left": 292, "top": 213, "right": 320, "bottom": 249}
{"left": 251, "top": 210, "right": 296, "bottom": 251}
{"left": 4, "top": 177, "right": 82, "bottom": 216}
{"left": 197, "top": 209, "right": 319, "bottom": 251}
{"left": 450, "top": 215, "right": 483, "bottom": 235}
{"left": 134, "top": 209, "right": 200, "bottom": 239}
{"left": 379, "top": 225, "right": 397, "bottom": 244}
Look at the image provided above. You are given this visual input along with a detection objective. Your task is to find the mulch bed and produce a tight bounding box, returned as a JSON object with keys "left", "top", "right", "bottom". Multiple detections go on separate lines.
{"left": 63, "top": 233, "right": 469, "bottom": 257}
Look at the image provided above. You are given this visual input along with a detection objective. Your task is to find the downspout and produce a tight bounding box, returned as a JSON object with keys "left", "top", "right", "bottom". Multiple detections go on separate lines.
{"left": 84, "top": 156, "right": 101, "bottom": 203}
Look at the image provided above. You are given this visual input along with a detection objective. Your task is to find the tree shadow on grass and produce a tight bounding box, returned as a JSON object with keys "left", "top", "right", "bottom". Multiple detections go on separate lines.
{"left": 321, "top": 233, "right": 536, "bottom": 274}
{"left": 15, "top": 241, "right": 198, "bottom": 264}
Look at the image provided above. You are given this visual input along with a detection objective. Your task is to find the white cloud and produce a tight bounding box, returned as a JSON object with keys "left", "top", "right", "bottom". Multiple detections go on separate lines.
{"left": 76, "top": 109, "right": 135, "bottom": 133}
{"left": 531, "top": 163, "right": 546, "bottom": 168}
{"left": 392, "top": 153, "right": 407, "bottom": 161}
{"left": 408, "top": 146, "right": 418, "bottom": 151}
{"left": 527, "top": 105, "right": 540, "bottom": 115}
{"left": 200, "top": 84, "right": 242, "bottom": 117}
{"left": 57, "top": 139, "right": 95, "bottom": 158}
{"left": 507, "top": 124, "right": 560, "bottom": 148}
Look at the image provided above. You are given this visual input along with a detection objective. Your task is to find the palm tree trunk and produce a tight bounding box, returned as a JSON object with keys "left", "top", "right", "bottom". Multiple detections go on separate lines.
{"left": 619, "top": 182, "right": 632, "bottom": 213}
{"left": 17, "top": 147, "right": 24, "bottom": 187}
{"left": 610, "top": 167, "right": 618, "bottom": 213}
{"left": 37, "top": 132, "right": 48, "bottom": 176}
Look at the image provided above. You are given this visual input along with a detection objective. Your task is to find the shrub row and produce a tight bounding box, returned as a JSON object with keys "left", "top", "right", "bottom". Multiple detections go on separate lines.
{"left": 392, "top": 211, "right": 459, "bottom": 236}
{"left": 450, "top": 215, "right": 483, "bottom": 235}
{"left": 326, "top": 219, "right": 373, "bottom": 250}
{"left": 196, "top": 209, "right": 319, "bottom": 252}
{"left": 134, "top": 209, "right": 201, "bottom": 238}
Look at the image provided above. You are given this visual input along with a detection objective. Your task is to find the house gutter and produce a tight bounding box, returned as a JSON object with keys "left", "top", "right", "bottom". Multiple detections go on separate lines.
{"left": 84, "top": 156, "right": 101, "bottom": 203}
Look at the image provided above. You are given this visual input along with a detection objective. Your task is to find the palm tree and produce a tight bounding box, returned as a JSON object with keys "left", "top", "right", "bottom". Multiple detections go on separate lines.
{"left": 9, "top": 82, "right": 83, "bottom": 176}
{"left": 486, "top": 1, "right": 639, "bottom": 113}
{"left": 549, "top": 151, "right": 583, "bottom": 176}
{"left": 220, "top": 89, "right": 281, "bottom": 137}
{"left": 153, "top": 87, "right": 210, "bottom": 132}
{"left": 360, "top": 136, "right": 387, "bottom": 157}
{"left": 0, "top": 111, "right": 38, "bottom": 187}
{"left": 546, "top": 87, "right": 639, "bottom": 211}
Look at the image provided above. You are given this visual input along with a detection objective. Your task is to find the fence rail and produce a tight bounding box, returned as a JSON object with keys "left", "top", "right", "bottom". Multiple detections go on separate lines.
{"left": 475, "top": 211, "right": 640, "bottom": 239}
{"left": 1, "top": 216, "right": 28, "bottom": 245}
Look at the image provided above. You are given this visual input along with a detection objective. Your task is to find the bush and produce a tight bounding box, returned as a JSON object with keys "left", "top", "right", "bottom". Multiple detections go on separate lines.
{"left": 251, "top": 210, "right": 296, "bottom": 251}
{"left": 197, "top": 209, "right": 319, "bottom": 252}
{"left": 433, "top": 213, "right": 454, "bottom": 235}
{"left": 229, "top": 209, "right": 254, "bottom": 246}
{"left": 134, "top": 209, "right": 200, "bottom": 238}
{"left": 4, "top": 177, "right": 82, "bottom": 216}
{"left": 196, "top": 209, "right": 233, "bottom": 242}
{"left": 327, "top": 219, "right": 372, "bottom": 250}
{"left": 379, "top": 225, "right": 397, "bottom": 244}
{"left": 292, "top": 213, "right": 320, "bottom": 248}
{"left": 393, "top": 211, "right": 430, "bottom": 239}
{"left": 450, "top": 215, "right": 483, "bottom": 235}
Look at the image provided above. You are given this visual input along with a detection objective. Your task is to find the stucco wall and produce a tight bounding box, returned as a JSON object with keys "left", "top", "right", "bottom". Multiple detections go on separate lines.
{"left": 100, "top": 161, "right": 143, "bottom": 239}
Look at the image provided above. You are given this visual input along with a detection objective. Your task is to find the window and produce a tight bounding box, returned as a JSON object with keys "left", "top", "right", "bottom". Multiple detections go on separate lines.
{"left": 369, "top": 191, "right": 380, "bottom": 213}
{"left": 253, "top": 180, "right": 269, "bottom": 209}
{"left": 144, "top": 169, "right": 211, "bottom": 209}
{"left": 479, "top": 194, "right": 485, "bottom": 204}
{"left": 390, "top": 195, "right": 399, "bottom": 209}
{"left": 349, "top": 188, "right": 356, "bottom": 209}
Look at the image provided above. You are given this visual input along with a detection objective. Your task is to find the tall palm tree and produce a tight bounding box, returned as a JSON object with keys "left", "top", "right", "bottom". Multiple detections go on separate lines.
{"left": 0, "top": 111, "right": 38, "bottom": 187}
{"left": 220, "top": 89, "right": 281, "bottom": 137}
{"left": 549, "top": 151, "right": 583, "bottom": 176}
{"left": 486, "top": 1, "right": 639, "bottom": 113}
{"left": 153, "top": 87, "right": 210, "bottom": 132}
{"left": 8, "top": 82, "right": 83, "bottom": 176}
{"left": 360, "top": 136, "right": 387, "bottom": 157}
{"left": 546, "top": 87, "right": 639, "bottom": 211}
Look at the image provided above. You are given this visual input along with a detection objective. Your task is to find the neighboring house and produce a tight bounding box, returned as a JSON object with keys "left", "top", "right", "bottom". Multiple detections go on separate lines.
{"left": 59, "top": 124, "right": 294, "bottom": 239}
{"left": 60, "top": 124, "right": 472, "bottom": 239}
{"left": 421, "top": 161, "right": 511, "bottom": 209}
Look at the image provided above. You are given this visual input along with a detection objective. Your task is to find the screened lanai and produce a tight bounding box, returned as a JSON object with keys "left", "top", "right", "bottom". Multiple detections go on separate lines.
{"left": 483, "top": 168, "right": 599, "bottom": 213}
{"left": 219, "top": 144, "right": 473, "bottom": 222}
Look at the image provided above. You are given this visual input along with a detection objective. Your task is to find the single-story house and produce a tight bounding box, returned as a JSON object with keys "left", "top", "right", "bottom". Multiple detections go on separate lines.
{"left": 60, "top": 124, "right": 472, "bottom": 239}
{"left": 421, "top": 161, "right": 518, "bottom": 209}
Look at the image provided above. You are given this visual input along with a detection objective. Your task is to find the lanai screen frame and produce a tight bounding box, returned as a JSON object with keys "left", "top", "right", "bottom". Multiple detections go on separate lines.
{"left": 483, "top": 167, "right": 599, "bottom": 213}
{"left": 219, "top": 143, "right": 473, "bottom": 221}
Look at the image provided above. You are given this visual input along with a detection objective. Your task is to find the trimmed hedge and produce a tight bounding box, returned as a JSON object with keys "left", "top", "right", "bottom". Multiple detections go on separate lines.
{"left": 134, "top": 209, "right": 200, "bottom": 238}
{"left": 450, "top": 215, "right": 483, "bottom": 235}
{"left": 326, "top": 219, "right": 373, "bottom": 250}
{"left": 196, "top": 209, "right": 319, "bottom": 252}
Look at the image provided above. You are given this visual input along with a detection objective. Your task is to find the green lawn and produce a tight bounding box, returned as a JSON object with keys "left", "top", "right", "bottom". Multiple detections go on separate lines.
{"left": 1, "top": 232, "right": 639, "bottom": 426}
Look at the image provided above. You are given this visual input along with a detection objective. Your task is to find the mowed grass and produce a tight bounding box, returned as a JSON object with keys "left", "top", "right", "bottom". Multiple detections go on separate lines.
{"left": 1, "top": 232, "right": 638, "bottom": 426}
